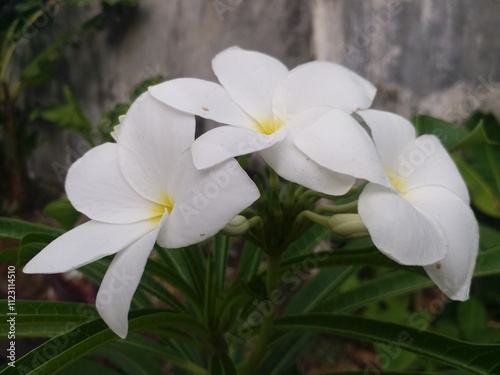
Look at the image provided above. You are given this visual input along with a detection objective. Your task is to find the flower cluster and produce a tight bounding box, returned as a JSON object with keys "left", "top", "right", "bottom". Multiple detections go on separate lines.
{"left": 150, "top": 46, "right": 478, "bottom": 301}
{"left": 25, "top": 46, "right": 478, "bottom": 338}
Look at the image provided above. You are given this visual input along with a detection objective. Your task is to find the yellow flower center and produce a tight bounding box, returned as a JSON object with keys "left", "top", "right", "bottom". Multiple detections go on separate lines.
{"left": 150, "top": 193, "right": 174, "bottom": 224}
{"left": 387, "top": 171, "right": 406, "bottom": 194}
{"left": 254, "top": 117, "right": 284, "bottom": 135}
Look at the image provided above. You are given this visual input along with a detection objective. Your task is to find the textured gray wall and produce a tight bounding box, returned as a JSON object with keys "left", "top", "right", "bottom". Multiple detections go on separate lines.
{"left": 23, "top": 0, "right": 500, "bottom": 193}
{"left": 312, "top": 0, "right": 500, "bottom": 120}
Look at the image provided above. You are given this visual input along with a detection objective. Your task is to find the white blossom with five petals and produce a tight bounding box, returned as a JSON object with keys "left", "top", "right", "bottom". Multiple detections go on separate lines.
{"left": 24, "top": 92, "right": 259, "bottom": 338}
{"left": 357, "top": 110, "right": 479, "bottom": 300}
{"left": 149, "top": 46, "right": 390, "bottom": 195}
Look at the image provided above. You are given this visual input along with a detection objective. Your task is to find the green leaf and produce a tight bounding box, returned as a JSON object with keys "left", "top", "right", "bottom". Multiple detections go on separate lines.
{"left": 321, "top": 372, "right": 464, "bottom": 375}
{"left": 115, "top": 336, "right": 207, "bottom": 375}
{"left": 95, "top": 345, "right": 164, "bottom": 375}
{"left": 21, "top": 33, "right": 72, "bottom": 86}
{"left": 61, "top": 359, "right": 121, "bottom": 375}
{"left": 318, "top": 270, "right": 431, "bottom": 313}
{"left": 0, "top": 217, "right": 63, "bottom": 240}
{"left": 283, "top": 223, "right": 330, "bottom": 259}
{"left": 0, "top": 310, "right": 207, "bottom": 375}
{"left": 280, "top": 248, "right": 395, "bottom": 273}
{"left": 16, "top": 242, "right": 46, "bottom": 267}
{"left": 214, "top": 234, "right": 230, "bottom": 292}
{"left": 43, "top": 199, "right": 81, "bottom": 230}
{"left": 20, "top": 232, "right": 58, "bottom": 246}
{"left": 31, "top": 85, "right": 94, "bottom": 144}
{"left": 413, "top": 115, "right": 469, "bottom": 151}
{"left": 235, "top": 241, "right": 263, "bottom": 283}
{"left": 258, "top": 333, "right": 313, "bottom": 375}
{"left": 465, "top": 113, "right": 500, "bottom": 146}
{"left": 313, "top": 246, "right": 500, "bottom": 315}
{"left": 457, "top": 298, "right": 487, "bottom": 341}
{"left": 209, "top": 353, "right": 238, "bottom": 375}
{"left": 0, "top": 301, "right": 98, "bottom": 337}
{"left": 455, "top": 156, "right": 500, "bottom": 217}
{"left": 156, "top": 245, "right": 206, "bottom": 300}
{"left": 479, "top": 225, "right": 500, "bottom": 250}
{"left": 284, "top": 266, "right": 357, "bottom": 315}
{"left": 274, "top": 314, "right": 500, "bottom": 374}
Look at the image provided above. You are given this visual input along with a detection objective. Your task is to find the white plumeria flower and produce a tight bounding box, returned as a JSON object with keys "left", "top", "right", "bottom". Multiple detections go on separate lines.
{"left": 24, "top": 92, "right": 259, "bottom": 338}
{"left": 149, "top": 46, "right": 390, "bottom": 195}
{"left": 357, "top": 110, "right": 479, "bottom": 300}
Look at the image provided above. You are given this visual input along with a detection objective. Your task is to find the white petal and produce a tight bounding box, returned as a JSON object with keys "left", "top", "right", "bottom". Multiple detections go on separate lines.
{"left": 399, "top": 135, "right": 469, "bottom": 203}
{"left": 96, "top": 225, "right": 160, "bottom": 338}
{"left": 407, "top": 186, "right": 479, "bottom": 301}
{"left": 158, "top": 151, "right": 259, "bottom": 248}
{"left": 212, "top": 46, "right": 289, "bottom": 121}
{"left": 357, "top": 109, "right": 416, "bottom": 172}
{"left": 66, "top": 143, "right": 155, "bottom": 224}
{"left": 260, "top": 110, "right": 355, "bottom": 195}
{"left": 294, "top": 109, "right": 390, "bottom": 188}
{"left": 191, "top": 126, "right": 287, "bottom": 170}
{"left": 358, "top": 183, "right": 447, "bottom": 266}
{"left": 23, "top": 220, "right": 156, "bottom": 274}
{"left": 118, "top": 92, "right": 195, "bottom": 204}
{"left": 273, "top": 61, "right": 376, "bottom": 117}
{"left": 149, "top": 78, "right": 254, "bottom": 129}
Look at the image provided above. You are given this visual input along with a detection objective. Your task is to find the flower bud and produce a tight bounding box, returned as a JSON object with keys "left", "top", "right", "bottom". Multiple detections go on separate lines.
{"left": 328, "top": 214, "right": 368, "bottom": 238}
{"left": 222, "top": 215, "right": 250, "bottom": 236}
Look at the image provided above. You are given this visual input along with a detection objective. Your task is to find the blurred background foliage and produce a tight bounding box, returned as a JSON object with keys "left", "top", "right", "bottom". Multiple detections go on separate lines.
{"left": 0, "top": 0, "right": 160, "bottom": 215}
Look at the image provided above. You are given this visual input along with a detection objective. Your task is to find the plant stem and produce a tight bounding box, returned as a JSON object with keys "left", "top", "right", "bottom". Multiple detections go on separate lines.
{"left": 240, "top": 253, "right": 282, "bottom": 374}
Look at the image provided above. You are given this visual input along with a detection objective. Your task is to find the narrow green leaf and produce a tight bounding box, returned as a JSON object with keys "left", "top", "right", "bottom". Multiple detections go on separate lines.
{"left": 209, "top": 353, "right": 238, "bottom": 375}
{"left": 61, "top": 359, "right": 121, "bottom": 375}
{"left": 0, "top": 217, "right": 63, "bottom": 240}
{"left": 319, "top": 270, "right": 430, "bottom": 313}
{"left": 413, "top": 115, "right": 469, "bottom": 151}
{"left": 0, "top": 310, "right": 207, "bottom": 375}
{"left": 284, "top": 266, "right": 357, "bottom": 315}
{"left": 457, "top": 299, "right": 488, "bottom": 341}
{"left": 235, "top": 241, "right": 263, "bottom": 283}
{"left": 280, "top": 248, "right": 395, "bottom": 273}
{"left": 16, "top": 242, "right": 45, "bottom": 267}
{"left": 322, "top": 372, "right": 463, "bottom": 375}
{"left": 43, "top": 199, "right": 81, "bottom": 231}
{"left": 0, "top": 301, "right": 98, "bottom": 338}
{"left": 145, "top": 258, "right": 201, "bottom": 312}
{"left": 156, "top": 245, "right": 206, "bottom": 299}
{"left": 116, "top": 336, "right": 207, "bottom": 375}
{"left": 96, "top": 345, "right": 164, "bottom": 375}
{"left": 275, "top": 314, "right": 500, "bottom": 374}
{"left": 214, "top": 234, "right": 230, "bottom": 292}
{"left": 259, "top": 333, "right": 313, "bottom": 375}
{"left": 475, "top": 246, "right": 500, "bottom": 277}
{"left": 283, "top": 223, "right": 330, "bottom": 259}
